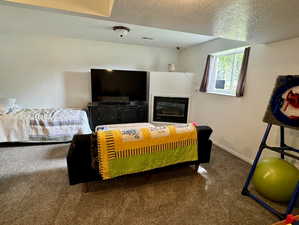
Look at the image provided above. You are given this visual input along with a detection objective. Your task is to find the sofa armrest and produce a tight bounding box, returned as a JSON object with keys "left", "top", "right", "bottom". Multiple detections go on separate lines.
{"left": 67, "top": 134, "right": 100, "bottom": 185}
{"left": 196, "top": 125, "right": 213, "bottom": 164}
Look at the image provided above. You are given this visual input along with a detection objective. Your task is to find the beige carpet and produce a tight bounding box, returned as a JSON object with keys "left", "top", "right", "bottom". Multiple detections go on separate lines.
{"left": 0, "top": 144, "right": 286, "bottom": 225}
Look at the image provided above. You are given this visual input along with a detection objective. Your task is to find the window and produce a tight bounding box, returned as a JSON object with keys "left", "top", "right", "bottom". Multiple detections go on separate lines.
{"left": 207, "top": 47, "right": 245, "bottom": 96}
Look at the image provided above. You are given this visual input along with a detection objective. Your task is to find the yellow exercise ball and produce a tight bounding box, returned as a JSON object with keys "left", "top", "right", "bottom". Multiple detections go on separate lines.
{"left": 252, "top": 157, "right": 299, "bottom": 202}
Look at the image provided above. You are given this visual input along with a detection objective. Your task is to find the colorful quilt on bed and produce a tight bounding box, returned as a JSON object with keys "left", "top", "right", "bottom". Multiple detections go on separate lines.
{"left": 97, "top": 123, "right": 198, "bottom": 180}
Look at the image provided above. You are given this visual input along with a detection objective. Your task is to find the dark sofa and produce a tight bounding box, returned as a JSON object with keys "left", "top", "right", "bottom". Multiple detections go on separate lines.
{"left": 67, "top": 125, "right": 213, "bottom": 186}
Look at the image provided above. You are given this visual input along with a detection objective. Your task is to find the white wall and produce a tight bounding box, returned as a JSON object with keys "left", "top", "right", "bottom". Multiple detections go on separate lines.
{"left": 2, "top": 31, "right": 299, "bottom": 163}
{"left": 178, "top": 38, "right": 299, "bottom": 163}
{"left": 0, "top": 34, "right": 178, "bottom": 108}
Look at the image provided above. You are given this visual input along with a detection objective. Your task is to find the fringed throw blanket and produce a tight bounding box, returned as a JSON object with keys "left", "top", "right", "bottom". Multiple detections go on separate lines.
{"left": 97, "top": 124, "right": 198, "bottom": 180}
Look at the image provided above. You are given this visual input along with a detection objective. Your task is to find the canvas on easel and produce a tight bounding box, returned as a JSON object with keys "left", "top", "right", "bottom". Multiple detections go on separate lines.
{"left": 242, "top": 75, "right": 299, "bottom": 219}
{"left": 264, "top": 75, "right": 299, "bottom": 129}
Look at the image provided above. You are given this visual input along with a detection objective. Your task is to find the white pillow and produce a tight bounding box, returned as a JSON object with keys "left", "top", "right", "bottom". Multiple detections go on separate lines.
{"left": 0, "top": 98, "right": 16, "bottom": 114}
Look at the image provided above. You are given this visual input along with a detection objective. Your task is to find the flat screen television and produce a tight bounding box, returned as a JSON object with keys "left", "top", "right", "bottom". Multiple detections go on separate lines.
{"left": 91, "top": 69, "right": 147, "bottom": 103}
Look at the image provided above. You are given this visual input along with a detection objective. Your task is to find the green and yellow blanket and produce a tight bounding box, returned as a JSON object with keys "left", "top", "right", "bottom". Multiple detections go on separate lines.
{"left": 97, "top": 124, "right": 198, "bottom": 180}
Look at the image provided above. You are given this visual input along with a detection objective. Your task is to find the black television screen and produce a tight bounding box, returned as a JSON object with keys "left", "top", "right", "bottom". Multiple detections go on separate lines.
{"left": 91, "top": 69, "right": 147, "bottom": 102}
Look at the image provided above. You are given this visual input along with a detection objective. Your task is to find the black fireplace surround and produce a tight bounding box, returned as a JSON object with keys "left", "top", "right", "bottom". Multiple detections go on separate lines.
{"left": 153, "top": 96, "right": 189, "bottom": 123}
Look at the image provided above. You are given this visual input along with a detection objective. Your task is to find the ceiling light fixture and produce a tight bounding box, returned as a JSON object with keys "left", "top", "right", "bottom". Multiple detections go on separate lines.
{"left": 113, "top": 26, "right": 130, "bottom": 38}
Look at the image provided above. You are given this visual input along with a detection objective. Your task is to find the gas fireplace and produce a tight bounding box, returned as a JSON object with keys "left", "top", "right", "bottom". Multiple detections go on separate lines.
{"left": 153, "top": 96, "right": 189, "bottom": 123}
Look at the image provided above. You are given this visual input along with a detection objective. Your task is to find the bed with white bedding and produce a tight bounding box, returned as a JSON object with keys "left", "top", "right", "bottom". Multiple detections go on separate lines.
{"left": 0, "top": 108, "right": 92, "bottom": 142}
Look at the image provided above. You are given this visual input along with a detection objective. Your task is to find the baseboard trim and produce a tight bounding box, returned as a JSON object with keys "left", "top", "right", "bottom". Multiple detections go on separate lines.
{"left": 213, "top": 142, "right": 253, "bottom": 165}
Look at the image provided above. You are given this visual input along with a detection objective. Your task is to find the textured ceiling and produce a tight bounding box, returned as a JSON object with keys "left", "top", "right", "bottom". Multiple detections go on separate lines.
{"left": 1, "top": 0, "right": 299, "bottom": 44}
{"left": 0, "top": 4, "right": 217, "bottom": 48}
{"left": 102, "top": 0, "right": 299, "bottom": 43}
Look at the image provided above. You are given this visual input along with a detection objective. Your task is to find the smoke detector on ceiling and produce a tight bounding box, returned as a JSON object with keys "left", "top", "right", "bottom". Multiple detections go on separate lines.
{"left": 113, "top": 26, "right": 130, "bottom": 38}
